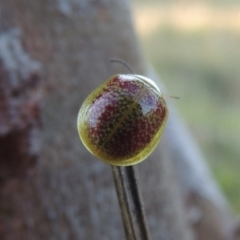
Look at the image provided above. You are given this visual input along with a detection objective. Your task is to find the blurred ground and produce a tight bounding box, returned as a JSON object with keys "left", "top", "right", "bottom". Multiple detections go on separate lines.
{"left": 133, "top": 0, "right": 240, "bottom": 214}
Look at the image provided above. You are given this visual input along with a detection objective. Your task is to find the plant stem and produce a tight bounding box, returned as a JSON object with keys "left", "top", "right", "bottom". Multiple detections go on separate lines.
{"left": 112, "top": 166, "right": 151, "bottom": 240}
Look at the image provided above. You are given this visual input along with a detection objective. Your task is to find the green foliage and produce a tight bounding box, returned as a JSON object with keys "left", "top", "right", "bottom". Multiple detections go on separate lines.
{"left": 138, "top": 20, "right": 240, "bottom": 213}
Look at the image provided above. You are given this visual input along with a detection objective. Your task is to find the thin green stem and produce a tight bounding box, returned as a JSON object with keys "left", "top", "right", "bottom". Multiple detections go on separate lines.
{"left": 112, "top": 166, "right": 151, "bottom": 240}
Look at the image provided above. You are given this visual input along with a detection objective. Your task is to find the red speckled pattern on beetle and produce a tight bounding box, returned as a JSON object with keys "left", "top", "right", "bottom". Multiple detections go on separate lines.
{"left": 78, "top": 74, "right": 168, "bottom": 166}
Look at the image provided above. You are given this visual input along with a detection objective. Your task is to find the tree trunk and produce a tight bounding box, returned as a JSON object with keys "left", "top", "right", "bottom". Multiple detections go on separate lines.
{"left": 0, "top": 1, "right": 235, "bottom": 240}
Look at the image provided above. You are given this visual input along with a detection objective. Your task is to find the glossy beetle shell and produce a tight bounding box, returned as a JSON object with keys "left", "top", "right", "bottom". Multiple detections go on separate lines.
{"left": 77, "top": 74, "right": 168, "bottom": 166}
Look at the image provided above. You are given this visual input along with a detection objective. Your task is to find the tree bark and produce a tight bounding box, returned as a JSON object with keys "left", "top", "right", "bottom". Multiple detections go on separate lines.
{"left": 0, "top": 1, "right": 235, "bottom": 240}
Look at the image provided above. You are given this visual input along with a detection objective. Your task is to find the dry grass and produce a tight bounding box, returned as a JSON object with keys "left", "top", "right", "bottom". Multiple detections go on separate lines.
{"left": 133, "top": 3, "right": 240, "bottom": 36}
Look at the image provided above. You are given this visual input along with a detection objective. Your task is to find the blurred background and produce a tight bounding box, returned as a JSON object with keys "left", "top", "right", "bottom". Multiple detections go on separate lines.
{"left": 132, "top": 0, "right": 240, "bottom": 215}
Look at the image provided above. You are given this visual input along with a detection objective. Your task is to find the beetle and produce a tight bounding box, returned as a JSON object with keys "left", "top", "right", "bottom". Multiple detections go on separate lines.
{"left": 77, "top": 62, "right": 168, "bottom": 166}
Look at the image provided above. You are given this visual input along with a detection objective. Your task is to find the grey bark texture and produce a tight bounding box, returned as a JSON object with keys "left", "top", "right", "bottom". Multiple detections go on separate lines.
{"left": 0, "top": 0, "right": 237, "bottom": 240}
